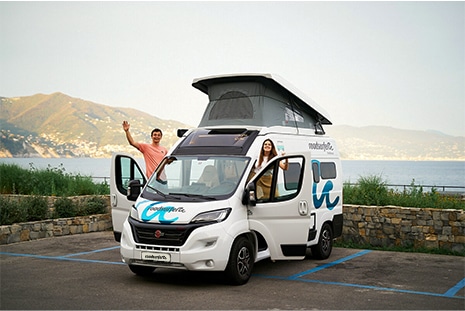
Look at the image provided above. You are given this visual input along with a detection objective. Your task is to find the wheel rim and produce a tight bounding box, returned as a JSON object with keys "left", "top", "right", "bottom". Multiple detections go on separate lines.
{"left": 236, "top": 246, "right": 251, "bottom": 277}
{"left": 321, "top": 228, "right": 331, "bottom": 253}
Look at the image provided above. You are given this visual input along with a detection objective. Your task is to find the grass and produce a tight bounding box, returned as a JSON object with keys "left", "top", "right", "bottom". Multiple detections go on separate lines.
{"left": 0, "top": 162, "right": 109, "bottom": 225}
{"left": 343, "top": 174, "right": 464, "bottom": 210}
{"left": 0, "top": 162, "right": 109, "bottom": 196}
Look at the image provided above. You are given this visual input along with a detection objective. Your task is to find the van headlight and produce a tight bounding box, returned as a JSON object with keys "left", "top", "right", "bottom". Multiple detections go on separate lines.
{"left": 130, "top": 205, "right": 138, "bottom": 219}
{"left": 191, "top": 208, "right": 231, "bottom": 223}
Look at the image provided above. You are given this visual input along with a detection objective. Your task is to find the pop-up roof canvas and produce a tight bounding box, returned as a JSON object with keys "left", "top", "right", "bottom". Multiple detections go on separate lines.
{"left": 192, "top": 73, "right": 332, "bottom": 132}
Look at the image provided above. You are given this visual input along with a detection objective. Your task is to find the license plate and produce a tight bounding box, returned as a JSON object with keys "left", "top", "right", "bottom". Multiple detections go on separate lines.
{"left": 141, "top": 252, "right": 171, "bottom": 262}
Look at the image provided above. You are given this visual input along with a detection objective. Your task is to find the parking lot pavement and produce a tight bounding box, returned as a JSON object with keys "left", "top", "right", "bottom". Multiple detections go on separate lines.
{"left": 1, "top": 231, "right": 464, "bottom": 310}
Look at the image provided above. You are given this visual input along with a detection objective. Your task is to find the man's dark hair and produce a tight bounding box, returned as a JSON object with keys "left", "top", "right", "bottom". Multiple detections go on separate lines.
{"left": 151, "top": 128, "right": 163, "bottom": 136}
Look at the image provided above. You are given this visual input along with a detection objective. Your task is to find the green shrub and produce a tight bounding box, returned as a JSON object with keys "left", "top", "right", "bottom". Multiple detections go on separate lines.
{"left": 0, "top": 197, "right": 27, "bottom": 225}
{"left": 343, "top": 174, "right": 389, "bottom": 206}
{"left": 343, "top": 175, "right": 465, "bottom": 210}
{"left": 54, "top": 197, "right": 78, "bottom": 218}
{"left": 357, "top": 174, "right": 389, "bottom": 206}
{"left": 21, "top": 196, "right": 49, "bottom": 221}
{"left": 81, "top": 196, "right": 107, "bottom": 215}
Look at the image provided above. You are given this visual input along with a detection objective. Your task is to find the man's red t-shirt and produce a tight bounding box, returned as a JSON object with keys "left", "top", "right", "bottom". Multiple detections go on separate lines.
{"left": 138, "top": 143, "right": 168, "bottom": 178}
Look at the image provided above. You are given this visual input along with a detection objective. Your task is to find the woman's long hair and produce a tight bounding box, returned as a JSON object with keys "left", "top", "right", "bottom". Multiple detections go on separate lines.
{"left": 257, "top": 139, "right": 278, "bottom": 168}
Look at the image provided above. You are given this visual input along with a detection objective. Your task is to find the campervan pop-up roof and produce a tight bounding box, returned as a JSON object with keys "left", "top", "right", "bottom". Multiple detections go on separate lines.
{"left": 192, "top": 73, "right": 332, "bottom": 133}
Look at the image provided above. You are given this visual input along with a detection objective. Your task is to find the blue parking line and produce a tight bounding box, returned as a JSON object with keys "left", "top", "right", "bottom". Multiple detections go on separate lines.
{"left": 287, "top": 249, "right": 372, "bottom": 280}
{"left": 0, "top": 251, "right": 125, "bottom": 265}
{"left": 295, "top": 278, "right": 464, "bottom": 299}
{"left": 444, "top": 278, "right": 465, "bottom": 297}
{"left": 2, "top": 247, "right": 463, "bottom": 300}
{"left": 62, "top": 245, "right": 120, "bottom": 257}
{"left": 254, "top": 249, "right": 464, "bottom": 300}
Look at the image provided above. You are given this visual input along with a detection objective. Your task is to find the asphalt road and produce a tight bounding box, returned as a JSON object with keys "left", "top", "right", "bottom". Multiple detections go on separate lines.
{"left": 0, "top": 231, "right": 464, "bottom": 310}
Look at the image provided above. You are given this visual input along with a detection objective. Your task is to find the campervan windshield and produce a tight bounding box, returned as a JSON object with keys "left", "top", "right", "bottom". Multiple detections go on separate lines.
{"left": 143, "top": 156, "right": 250, "bottom": 201}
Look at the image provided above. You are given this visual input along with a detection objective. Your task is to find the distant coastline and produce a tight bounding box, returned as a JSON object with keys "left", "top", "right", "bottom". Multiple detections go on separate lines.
{"left": 1, "top": 155, "right": 464, "bottom": 161}
{"left": 1, "top": 93, "right": 464, "bottom": 160}
{"left": 1, "top": 158, "right": 464, "bottom": 188}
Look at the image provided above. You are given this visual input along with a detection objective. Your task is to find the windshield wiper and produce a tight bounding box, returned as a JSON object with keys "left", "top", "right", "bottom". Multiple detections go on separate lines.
{"left": 146, "top": 185, "right": 184, "bottom": 200}
{"left": 146, "top": 185, "right": 166, "bottom": 197}
{"left": 168, "top": 192, "right": 217, "bottom": 200}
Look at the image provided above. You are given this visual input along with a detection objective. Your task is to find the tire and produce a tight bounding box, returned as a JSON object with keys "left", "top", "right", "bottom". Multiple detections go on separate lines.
{"left": 129, "top": 264, "right": 155, "bottom": 276}
{"left": 225, "top": 236, "right": 254, "bottom": 285}
{"left": 311, "top": 222, "right": 333, "bottom": 259}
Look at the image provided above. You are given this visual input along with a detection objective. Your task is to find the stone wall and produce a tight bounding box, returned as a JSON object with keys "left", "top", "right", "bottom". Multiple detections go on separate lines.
{"left": 0, "top": 194, "right": 113, "bottom": 245}
{"left": 341, "top": 204, "right": 465, "bottom": 253}
{"left": 1, "top": 195, "right": 464, "bottom": 253}
{"left": 0, "top": 213, "right": 112, "bottom": 244}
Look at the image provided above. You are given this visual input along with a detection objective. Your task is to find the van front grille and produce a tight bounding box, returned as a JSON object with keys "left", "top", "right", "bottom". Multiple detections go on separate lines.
{"left": 128, "top": 217, "right": 205, "bottom": 246}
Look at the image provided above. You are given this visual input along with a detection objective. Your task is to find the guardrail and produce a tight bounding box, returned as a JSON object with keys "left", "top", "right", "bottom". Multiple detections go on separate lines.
{"left": 94, "top": 176, "right": 464, "bottom": 196}
{"left": 91, "top": 176, "right": 109, "bottom": 183}
{"left": 344, "top": 183, "right": 465, "bottom": 197}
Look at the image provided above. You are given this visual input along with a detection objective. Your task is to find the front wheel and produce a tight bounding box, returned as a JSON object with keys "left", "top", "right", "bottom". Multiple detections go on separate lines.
{"left": 311, "top": 223, "right": 333, "bottom": 259}
{"left": 129, "top": 264, "right": 155, "bottom": 276}
{"left": 224, "top": 236, "right": 254, "bottom": 285}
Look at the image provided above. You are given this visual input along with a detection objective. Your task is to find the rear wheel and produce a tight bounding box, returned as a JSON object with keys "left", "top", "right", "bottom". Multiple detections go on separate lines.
{"left": 225, "top": 236, "right": 254, "bottom": 285}
{"left": 129, "top": 264, "right": 155, "bottom": 276}
{"left": 311, "top": 223, "right": 333, "bottom": 259}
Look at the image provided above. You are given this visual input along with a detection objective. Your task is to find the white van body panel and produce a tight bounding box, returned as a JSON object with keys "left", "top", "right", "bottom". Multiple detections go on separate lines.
{"left": 119, "top": 202, "right": 246, "bottom": 272}
{"left": 110, "top": 152, "right": 146, "bottom": 241}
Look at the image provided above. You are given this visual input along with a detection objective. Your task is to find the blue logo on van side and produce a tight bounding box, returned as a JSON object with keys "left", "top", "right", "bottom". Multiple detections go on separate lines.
{"left": 311, "top": 160, "right": 340, "bottom": 210}
{"left": 136, "top": 200, "right": 179, "bottom": 223}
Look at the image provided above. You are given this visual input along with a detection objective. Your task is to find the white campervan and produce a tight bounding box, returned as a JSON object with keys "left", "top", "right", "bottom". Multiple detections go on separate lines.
{"left": 110, "top": 73, "right": 343, "bottom": 285}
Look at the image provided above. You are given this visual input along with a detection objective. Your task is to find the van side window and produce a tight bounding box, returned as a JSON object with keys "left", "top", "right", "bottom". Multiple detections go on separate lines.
{"left": 312, "top": 162, "right": 320, "bottom": 183}
{"left": 312, "top": 161, "right": 337, "bottom": 184}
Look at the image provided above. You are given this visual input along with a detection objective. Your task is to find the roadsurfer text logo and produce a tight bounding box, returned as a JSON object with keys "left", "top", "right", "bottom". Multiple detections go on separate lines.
{"left": 144, "top": 254, "right": 168, "bottom": 260}
{"left": 308, "top": 142, "right": 334, "bottom": 153}
{"left": 136, "top": 200, "right": 185, "bottom": 224}
{"left": 148, "top": 206, "right": 186, "bottom": 213}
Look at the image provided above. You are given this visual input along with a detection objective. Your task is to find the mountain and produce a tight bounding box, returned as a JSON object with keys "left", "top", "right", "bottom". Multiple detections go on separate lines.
{"left": 325, "top": 126, "right": 464, "bottom": 160}
{"left": 0, "top": 93, "right": 190, "bottom": 158}
{"left": 1, "top": 93, "right": 464, "bottom": 160}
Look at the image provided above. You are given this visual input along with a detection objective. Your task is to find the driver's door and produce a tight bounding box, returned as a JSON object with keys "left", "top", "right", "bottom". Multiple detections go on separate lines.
{"left": 110, "top": 152, "right": 146, "bottom": 242}
{"left": 247, "top": 153, "right": 310, "bottom": 260}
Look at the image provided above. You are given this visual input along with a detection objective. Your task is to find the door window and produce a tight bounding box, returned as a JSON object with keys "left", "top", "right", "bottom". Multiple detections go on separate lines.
{"left": 254, "top": 156, "right": 304, "bottom": 203}
{"left": 116, "top": 155, "right": 145, "bottom": 195}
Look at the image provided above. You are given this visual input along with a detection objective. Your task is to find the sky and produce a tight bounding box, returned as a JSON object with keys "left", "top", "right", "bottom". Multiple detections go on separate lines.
{"left": 1, "top": 1, "right": 464, "bottom": 137}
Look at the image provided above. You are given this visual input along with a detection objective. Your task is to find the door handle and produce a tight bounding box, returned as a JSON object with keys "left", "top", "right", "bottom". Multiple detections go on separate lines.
{"left": 298, "top": 200, "right": 308, "bottom": 216}
{"left": 110, "top": 194, "right": 117, "bottom": 207}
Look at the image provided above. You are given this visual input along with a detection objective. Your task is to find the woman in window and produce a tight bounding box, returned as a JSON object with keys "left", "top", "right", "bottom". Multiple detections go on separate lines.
{"left": 254, "top": 139, "right": 288, "bottom": 199}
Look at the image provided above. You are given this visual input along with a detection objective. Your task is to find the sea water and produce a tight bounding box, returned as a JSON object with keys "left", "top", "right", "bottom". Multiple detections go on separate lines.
{"left": 1, "top": 158, "right": 464, "bottom": 189}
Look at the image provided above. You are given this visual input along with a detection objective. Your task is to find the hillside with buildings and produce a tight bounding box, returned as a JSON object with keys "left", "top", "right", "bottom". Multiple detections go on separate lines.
{"left": 1, "top": 93, "right": 464, "bottom": 160}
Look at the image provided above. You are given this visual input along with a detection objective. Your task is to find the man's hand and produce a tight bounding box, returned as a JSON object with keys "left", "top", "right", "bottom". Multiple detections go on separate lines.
{"left": 122, "top": 121, "right": 130, "bottom": 132}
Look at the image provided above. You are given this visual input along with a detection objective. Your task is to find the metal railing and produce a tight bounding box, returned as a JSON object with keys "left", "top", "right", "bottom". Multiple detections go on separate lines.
{"left": 344, "top": 183, "right": 465, "bottom": 196}
{"left": 91, "top": 176, "right": 109, "bottom": 184}
{"left": 95, "top": 175, "right": 464, "bottom": 195}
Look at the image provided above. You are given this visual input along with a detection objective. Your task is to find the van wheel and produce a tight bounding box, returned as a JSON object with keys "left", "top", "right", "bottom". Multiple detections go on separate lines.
{"left": 311, "top": 223, "right": 333, "bottom": 259}
{"left": 129, "top": 265, "right": 155, "bottom": 276}
{"left": 225, "top": 236, "right": 254, "bottom": 285}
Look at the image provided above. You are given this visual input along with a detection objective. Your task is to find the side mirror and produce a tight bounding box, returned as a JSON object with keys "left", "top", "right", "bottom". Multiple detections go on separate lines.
{"left": 127, "top": 179, "right": 143, "bottom": 201}
{"left": 242, "top": 182, "right": 256, "bottom": 207}
{"left": 177, "top": 128, "right": 188, "bottom": 138}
